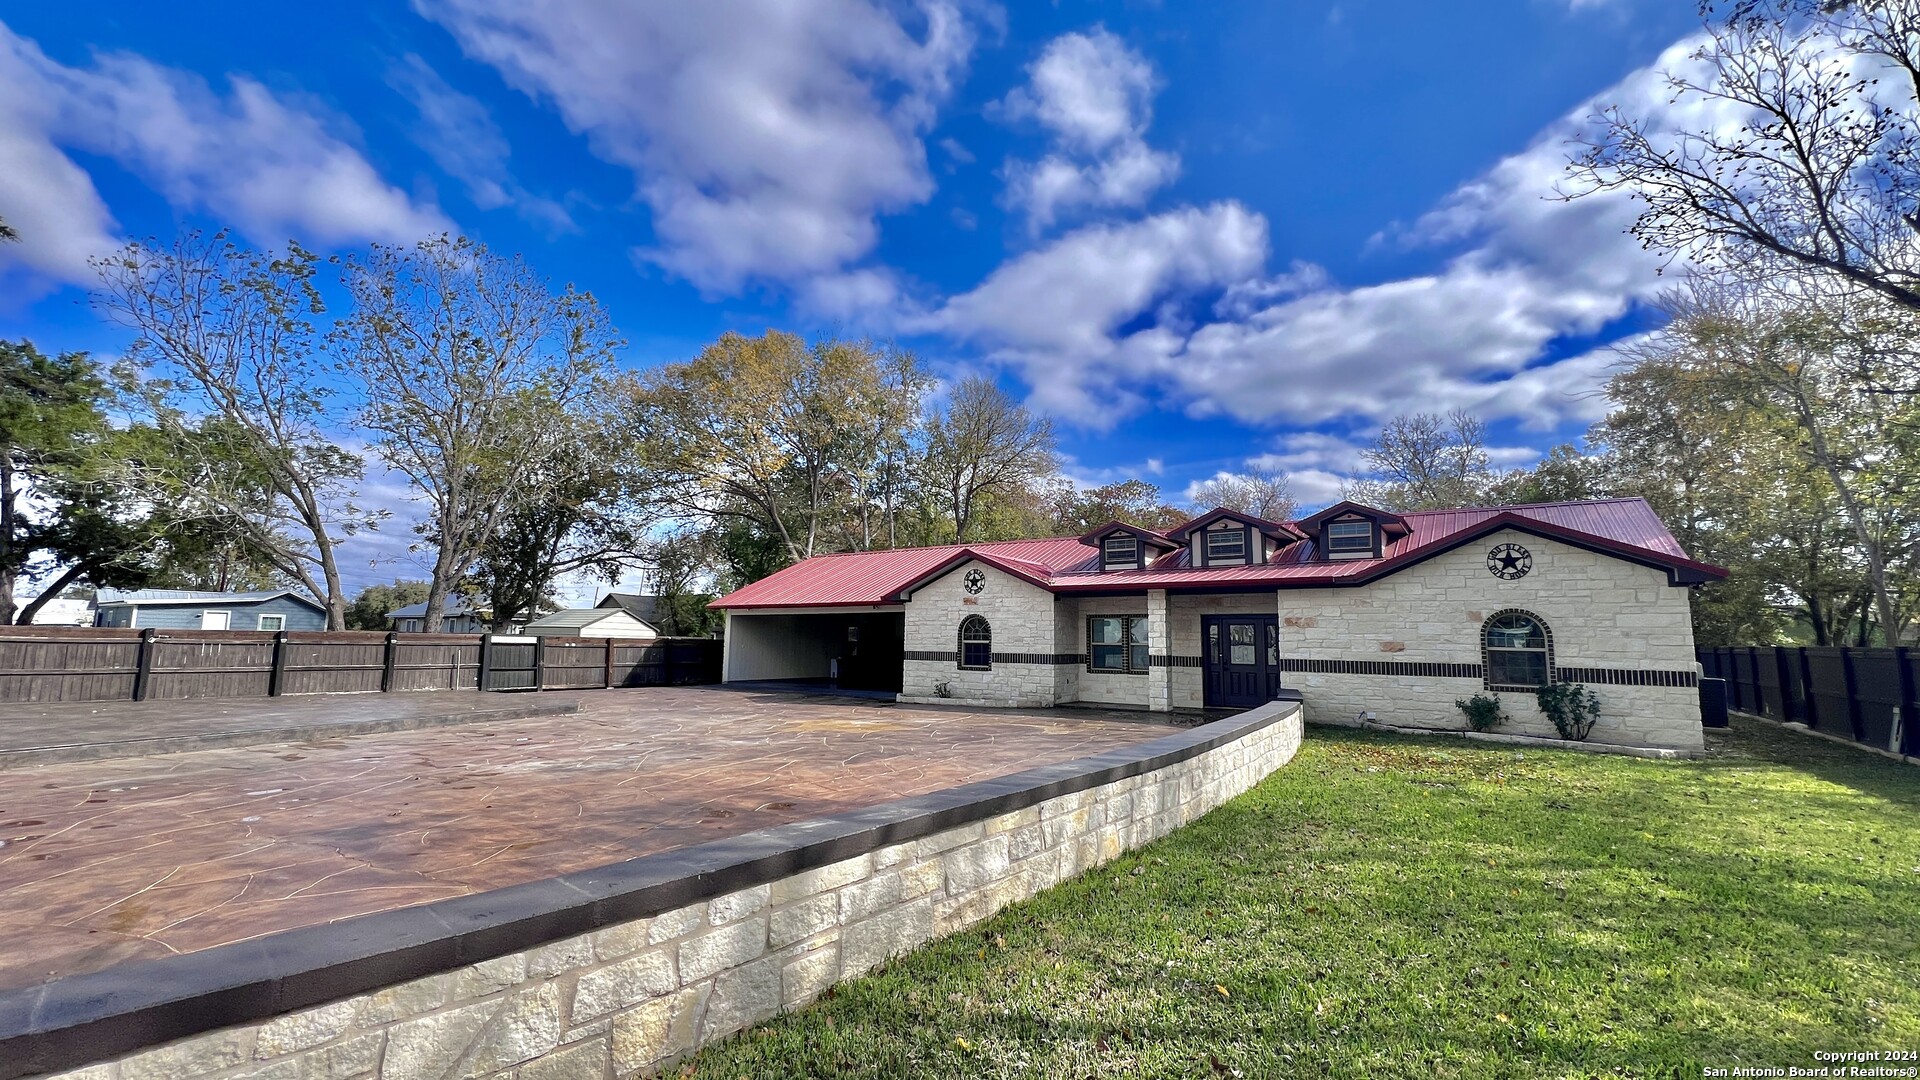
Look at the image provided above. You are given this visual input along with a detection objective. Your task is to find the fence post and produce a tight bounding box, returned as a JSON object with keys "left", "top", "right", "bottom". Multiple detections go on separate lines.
{"left": 1775, "top": 648, "right": 1798, "bottom": 721}
{"left": 1895, "top": 645, "right": 1915, "bottom": 758}
{"left": 268, "top": 631, "right": 289, "bottom": 697}
{"left": 381, "top": 632, "right": 398, "bottom": 693}
{"left": 1798, "top": 648, "right": 1816, "bottom": 728}
{"left": 603, "top": 637, "right": 615, "bottom": 689}
{"left": 132, "top": 627, "right": 157, "bottom": 701}
{"left": 663, "top": 638, "right": 677, "bottom": 686}
{"left": 478, "top": 633, "right": 493, "bottom": 693}
{"left": 1840, "top": 647, "right": 1865, "bottom": 743}
{"left": 533, "top": 635, "right": 547, "bottom": 692}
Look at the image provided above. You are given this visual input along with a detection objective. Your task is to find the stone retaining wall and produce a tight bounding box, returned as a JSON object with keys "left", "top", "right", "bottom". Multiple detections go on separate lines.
{"left": 21, "top": 701, "right": 1303, "bottom": 1080}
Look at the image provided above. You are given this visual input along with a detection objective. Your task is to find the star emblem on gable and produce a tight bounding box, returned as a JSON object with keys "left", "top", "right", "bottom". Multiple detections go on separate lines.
{"left": 1487, "top": 543, "right": 1532, "bottom": 581}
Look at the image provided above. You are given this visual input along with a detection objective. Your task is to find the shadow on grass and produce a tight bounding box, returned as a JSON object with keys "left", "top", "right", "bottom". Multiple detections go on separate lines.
{"left": 1693, "top": 717, "right": 1920, "bottom": 808}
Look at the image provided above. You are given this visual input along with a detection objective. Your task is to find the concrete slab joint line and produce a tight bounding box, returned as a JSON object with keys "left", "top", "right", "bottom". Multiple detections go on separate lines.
{"left": 13, "top": 698, "right": 1301, "bottom": 1080}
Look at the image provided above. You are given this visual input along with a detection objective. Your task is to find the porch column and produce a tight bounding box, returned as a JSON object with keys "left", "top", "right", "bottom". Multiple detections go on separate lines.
{"left": 1147, "top": 589, "right": 1171, "bottom": 712}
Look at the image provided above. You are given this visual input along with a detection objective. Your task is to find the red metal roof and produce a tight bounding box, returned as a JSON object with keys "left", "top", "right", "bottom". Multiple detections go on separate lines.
{"left": 710, "top": 498, "right": 1726, "bottom": 609}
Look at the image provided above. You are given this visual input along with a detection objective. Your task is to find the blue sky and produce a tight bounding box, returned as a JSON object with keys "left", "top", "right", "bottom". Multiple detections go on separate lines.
{"left": 0, "top": 1, "right": 1709, "bottom": 592}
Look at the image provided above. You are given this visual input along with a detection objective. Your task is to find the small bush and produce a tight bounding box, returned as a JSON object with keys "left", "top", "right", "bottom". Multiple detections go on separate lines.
{"left": 1536, "top": 682, "right": 1601, "bottom": 741}
{"left": 1454, "top": 692, "right": 1507, "bottom": 732}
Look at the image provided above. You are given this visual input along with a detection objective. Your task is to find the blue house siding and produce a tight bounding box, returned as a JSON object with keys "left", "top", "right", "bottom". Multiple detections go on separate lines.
{"left": 100, "top": 595, "right": 326, "bottom": 631}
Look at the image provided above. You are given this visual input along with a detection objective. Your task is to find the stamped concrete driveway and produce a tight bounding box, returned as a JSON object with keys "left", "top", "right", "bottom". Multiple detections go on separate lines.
{"left": 0, "top": 687, "right": 1180, "bottom": 989}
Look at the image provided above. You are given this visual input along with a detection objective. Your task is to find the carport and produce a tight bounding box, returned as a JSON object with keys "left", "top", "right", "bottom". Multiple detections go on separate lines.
{"left": 721, "top": 607, "right": 905, "bottom": 693}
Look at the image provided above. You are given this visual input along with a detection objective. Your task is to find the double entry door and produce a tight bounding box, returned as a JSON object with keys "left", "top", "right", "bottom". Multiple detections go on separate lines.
{"left": 1202, "top": 614, "right": 1281, "bottom": 709}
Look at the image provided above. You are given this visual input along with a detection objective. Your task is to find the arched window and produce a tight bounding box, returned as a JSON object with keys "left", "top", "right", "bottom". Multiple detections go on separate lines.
{"left": 957, "top": 615, "right": 992, "bottom": 670}
{"left": 1483, "top": 609, "right": 1552, "bottom": 690}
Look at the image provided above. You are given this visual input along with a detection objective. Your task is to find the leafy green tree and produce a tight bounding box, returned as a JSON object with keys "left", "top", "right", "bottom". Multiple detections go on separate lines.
{"left": 344, "top": 580, "right": 431, "bottom": 631}
{"left": 1050, "top": 479, "right": 1188, "bottom": 534}
{"left": 1484, "top": 444, "right": 1605, "bottom": 506}
{"left": 0, "top": 342, "right": 167, "bottom": 623}
{"left": 464, "top": 413, "right": 652, "bottom": 630}
{"left": 632, "top": 332, "right": 929, "bottom": 558}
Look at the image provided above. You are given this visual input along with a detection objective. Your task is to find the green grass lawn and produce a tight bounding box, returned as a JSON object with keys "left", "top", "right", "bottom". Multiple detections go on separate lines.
{"left": 681, "top": 719, "right": 1920, "bottom": 1079}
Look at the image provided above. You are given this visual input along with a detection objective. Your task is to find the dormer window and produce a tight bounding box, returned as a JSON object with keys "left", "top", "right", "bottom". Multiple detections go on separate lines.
{"left": 1326, "top": 520, "right": 1375, "bottom": 558}
{"left": 1101, "top": 536, "right": 1139, "bottom": 569}
{"left": 1203, "top": 528, "right": 1247, "bottom": 565}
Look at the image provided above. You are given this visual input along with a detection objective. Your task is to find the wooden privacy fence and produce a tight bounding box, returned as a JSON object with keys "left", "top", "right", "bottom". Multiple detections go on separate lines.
{"left": 0, "top": 627, "right": 722, "bottom": 705}
{"left": 1698, "top": 645, "right": 1917, "bottom": 758}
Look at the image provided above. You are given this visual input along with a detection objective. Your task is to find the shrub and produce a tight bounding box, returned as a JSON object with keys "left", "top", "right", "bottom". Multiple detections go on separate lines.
{"left": 1454, "top": 692, "right": 1507, "bottom": 732}
{"left": 1535, "top": 682, "right": 1601, "bottom": 741}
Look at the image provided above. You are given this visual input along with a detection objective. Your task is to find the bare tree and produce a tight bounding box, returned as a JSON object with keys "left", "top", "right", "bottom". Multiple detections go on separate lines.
{"left": 0, "top": 215, "right": 16, "bottom": 243}
{"left": 338, "top": 235, "right": 621, "bottom": 634}
{"left": 1567, "top": 1, "right": 1920, "bottom": 315}
{"left": 1347, "top": 410, "right": 1492, "bottom": 510}
{"left": 920, "top": 376, "right": 1057, "bottom": 543}
{"left": 95, "top": 233, "right": 372, "bottom": 627}
{"left": 1187, "top": 464, "right": 1297, "bottom": 520}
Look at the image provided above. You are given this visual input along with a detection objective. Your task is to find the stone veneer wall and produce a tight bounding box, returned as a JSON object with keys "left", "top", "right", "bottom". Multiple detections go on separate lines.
{"left": 1281, "top": 528, "right": 1704, "bottom": 752}
{"left": 26, "top": 702, "right": 1302, "bottom": 1080}
{"left": 901, "top": 561, "right": 1061, "bottom": 706}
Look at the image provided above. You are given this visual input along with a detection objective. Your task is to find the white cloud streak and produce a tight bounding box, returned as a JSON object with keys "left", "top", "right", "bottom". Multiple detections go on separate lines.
{"left": 415, "top": 0, "right": 983, "bottom": 292}
{"left": 0, "top": 21, "right": 449, "bottom": 288}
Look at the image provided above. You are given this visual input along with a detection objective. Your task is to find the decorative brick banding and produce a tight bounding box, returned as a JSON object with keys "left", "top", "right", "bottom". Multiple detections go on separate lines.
{"left": 9, "top": 700, "right": 1303, "bottom": 1080}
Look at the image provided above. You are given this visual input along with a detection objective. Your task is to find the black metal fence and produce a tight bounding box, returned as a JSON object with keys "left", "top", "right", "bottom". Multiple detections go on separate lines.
{"left": 0, "top": 627, "right": 722, "bottom": 704}
{"left": 1698, "top": 645, "right": 1917, "bottom": 757}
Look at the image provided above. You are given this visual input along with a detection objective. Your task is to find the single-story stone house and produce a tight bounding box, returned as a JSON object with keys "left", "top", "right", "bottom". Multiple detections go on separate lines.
{"left": 709, "top": 498, "right": 1725, "bottom": 752}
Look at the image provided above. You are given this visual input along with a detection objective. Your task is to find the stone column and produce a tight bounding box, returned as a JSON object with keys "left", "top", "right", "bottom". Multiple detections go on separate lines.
{"left": 1147, "top": 589, "right": 1171, "bottom": 712}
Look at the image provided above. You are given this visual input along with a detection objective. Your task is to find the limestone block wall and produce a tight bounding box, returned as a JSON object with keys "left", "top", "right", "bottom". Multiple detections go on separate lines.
{"left": 1279, "top": 529, "right": 1703, "bottom": 751}
{"left": 1166, "top": 596, "right": 1276, "bottom": 711}
{"left": 901, "top": 561, "right": 1062, "bottom": 705}
{"left": 1065, "top": 596, "right": 1150, "bottom": 707}
{"left": 36, "top": 703, "right": 1304, "bottom": 1080}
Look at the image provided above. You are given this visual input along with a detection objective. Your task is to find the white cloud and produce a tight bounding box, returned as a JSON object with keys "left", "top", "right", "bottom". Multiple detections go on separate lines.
{"left": 997, "top": 27, "right": 1178, "bottom": 231}
{"left": 416, "top": 0, "right": 982, "bottom": 293}
{"left": 387, "top": 53, "right": 574, "bottom": 232}
{"left": 923, "top": 35, "right": 1737, "bottom": 431}
{"left": 913, "top": 201, "right": 1267, "bottom": 421}
{"left": 0, "top": 22, "right": 448, "bottom": 288}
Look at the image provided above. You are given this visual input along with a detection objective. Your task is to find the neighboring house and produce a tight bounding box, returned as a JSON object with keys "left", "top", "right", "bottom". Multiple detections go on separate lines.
{"left": 13, "top": 594, "right": 95, "bottom": 626}
{"left": 596, "top": 592, "right": 663, "bottom": 625}
{"left": 95, "top": 589, "right": 327, "bottom": 631}
{"left": 597, "top": 592, "right": 718, "bottom": 636}
{"left": 523, "top": 608, "right": 659, "bottom": 639}
{"left": 386, "top": 602, "right": 521, "bottom": 634}
{"left": 709, "top": 498, "right": 1726, "bottom": 753}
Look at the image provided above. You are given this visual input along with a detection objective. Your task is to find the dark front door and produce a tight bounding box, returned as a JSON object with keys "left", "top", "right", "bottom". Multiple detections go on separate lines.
{"left": 1203, "top": 615, "right": 1281, "bottom": 709}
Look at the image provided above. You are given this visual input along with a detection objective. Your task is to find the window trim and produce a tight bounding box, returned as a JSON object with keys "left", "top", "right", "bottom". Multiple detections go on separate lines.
{"left": 957, "top": 615, "right": 993, "bottom": 671}
{"left": 1100, "top": 535, "right": 1141, "bottom": 570}
{"left": 1482, "top": 608, "right": 1553, "bottom": 692}
{"left": 1325, "top": 519, "right": 1375, "bottom": 553}
{"left": 200, "top": 610, "right": 231, "bottom": 631}
{"left": 1086, "top": 614, "right": 1150, "bottom": 675}
{"left": 1201, "top": 526, "right": 1251, "bottom": 566}
{"left": 257, "top": 613, "right": 287, "bottom": 632}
